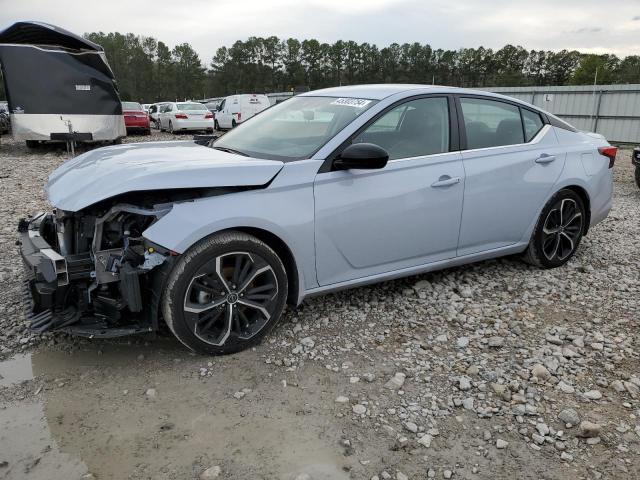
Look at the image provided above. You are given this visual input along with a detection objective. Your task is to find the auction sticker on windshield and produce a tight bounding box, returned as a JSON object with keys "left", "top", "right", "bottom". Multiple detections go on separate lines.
{"left": 331, "top": 98, "right": 372, "bottom": 108}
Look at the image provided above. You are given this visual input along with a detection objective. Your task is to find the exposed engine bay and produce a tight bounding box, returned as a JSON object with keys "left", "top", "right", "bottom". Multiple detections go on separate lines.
{"left": 18, "top": 201, "right": 174, "bottom": 337}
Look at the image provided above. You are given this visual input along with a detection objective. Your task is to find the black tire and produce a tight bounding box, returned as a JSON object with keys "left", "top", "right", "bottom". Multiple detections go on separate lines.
{"left": 25, "top": 140, "right": 40, "bottom": 149}
{"left": 168, "top": 121, "right": 174, "bottom": 134}
{"left": 144, "top": 128, "right": 151, "bottom": 136}
{"left": 232, "top": 119, "right": 237, "bottom": 128}
{"left": 523, "top": 189, "right": 585, "bottom": 269}
{"left": 214, "top": 120, "right": 220, "bottom": 131}
{"left": 162, "top": 231, "right": 288, "bottom": 355}
{"left": 635, "top": 166, "right": 640, "bottom": 189}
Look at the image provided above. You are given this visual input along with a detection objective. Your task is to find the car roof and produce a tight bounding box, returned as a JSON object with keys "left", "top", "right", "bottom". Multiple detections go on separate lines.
{"left": 299, "top": 83, "right": 532, "bottom": 104}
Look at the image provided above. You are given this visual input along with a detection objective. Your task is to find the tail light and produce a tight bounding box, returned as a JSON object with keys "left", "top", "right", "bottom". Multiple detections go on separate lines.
{"left": 237, "top": 112, "right": 241, "bottom": 121}
{"left": 598, "top": 146, "right": 617, "bottom": 168}
{"left": 175, "top": 113, "right": 188, "bottom": 119}
{"left": 205, "top": 113, "right": 213, "bottom": 119}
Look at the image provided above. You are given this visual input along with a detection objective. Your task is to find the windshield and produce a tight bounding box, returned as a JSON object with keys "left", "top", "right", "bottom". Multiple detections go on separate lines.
{"left": 213, "top": 96, "right": 377, "bottom": 161}
{"left": 122, "top": 102, "right": 143, "bottom": 111}
{"left": 178, "top": 103, "right": 208, "bottom": 111}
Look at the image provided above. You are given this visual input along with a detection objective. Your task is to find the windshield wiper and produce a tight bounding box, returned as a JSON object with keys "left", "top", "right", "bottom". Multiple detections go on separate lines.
{"left": 212, "top": 146, "right": 249, "bottom": 157}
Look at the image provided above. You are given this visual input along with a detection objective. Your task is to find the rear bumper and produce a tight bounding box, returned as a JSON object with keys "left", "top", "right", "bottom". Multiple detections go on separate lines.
{"left": 173, "top": 118, "right": 214, "bottom": 130}
{"left": 124, "top": 117, "right": 150, "bottom": 129}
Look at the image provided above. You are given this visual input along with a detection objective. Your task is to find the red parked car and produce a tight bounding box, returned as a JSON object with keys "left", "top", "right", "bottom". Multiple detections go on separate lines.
{"left": 122, "top": 101, "right": 151, "bottom": 135}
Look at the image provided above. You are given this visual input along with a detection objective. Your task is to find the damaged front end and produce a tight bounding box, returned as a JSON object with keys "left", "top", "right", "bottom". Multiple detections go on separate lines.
{"left": 18, "top": 203, "right": 174, "bottom": 337}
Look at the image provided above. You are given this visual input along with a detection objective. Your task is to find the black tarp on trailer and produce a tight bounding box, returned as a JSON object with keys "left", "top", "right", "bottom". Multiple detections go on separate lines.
{"left": 0, "top": 21, "right": 125, "bottom": 142}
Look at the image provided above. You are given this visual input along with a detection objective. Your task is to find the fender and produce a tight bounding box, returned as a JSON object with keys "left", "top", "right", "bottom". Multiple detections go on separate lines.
{"left": 142, "top": 160, "right": 322, "bottom": 303}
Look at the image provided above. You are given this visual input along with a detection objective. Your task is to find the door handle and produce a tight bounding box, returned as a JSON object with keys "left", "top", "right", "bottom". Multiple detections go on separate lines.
{"left": 431, "top": 176, "right": 461, "bottom": 188}
{"left": 535, "top": 154, "right": 556, "bottom": 164}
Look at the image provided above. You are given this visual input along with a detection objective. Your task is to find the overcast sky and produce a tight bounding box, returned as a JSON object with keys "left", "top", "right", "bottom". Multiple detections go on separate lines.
{"left": 2, "top": 0, "right": 639, "bottom": 62}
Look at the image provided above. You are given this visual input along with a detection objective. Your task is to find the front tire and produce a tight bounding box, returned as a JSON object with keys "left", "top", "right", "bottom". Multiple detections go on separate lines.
{"left": 523, "top": 189, "right": 585, "bottom": 269}
{"left": 168, "top": 121, "right": 174, "bottom": 134}
{"left": 162, "top": 231, "right": 288, "bottom": 355}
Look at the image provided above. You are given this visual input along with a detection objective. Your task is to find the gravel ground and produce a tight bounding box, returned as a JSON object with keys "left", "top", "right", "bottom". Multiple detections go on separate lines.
{"left": 0, "top": 131, "right": 638, "bottom": 480}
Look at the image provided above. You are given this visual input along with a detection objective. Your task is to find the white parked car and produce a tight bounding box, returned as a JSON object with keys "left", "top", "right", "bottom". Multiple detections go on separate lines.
{"left": 148, "top": 103, "right": 168, "bottom": 129}
{"left": 214, "top": 94, "right": 270, "bottom": 130}
{"left": 158, "top": 102, "right": 214, "bottom": 133}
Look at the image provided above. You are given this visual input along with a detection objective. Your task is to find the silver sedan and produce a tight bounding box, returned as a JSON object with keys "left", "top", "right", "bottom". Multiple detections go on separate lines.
{"left": 20, "top": 84, "right": 615, "bottom": 354}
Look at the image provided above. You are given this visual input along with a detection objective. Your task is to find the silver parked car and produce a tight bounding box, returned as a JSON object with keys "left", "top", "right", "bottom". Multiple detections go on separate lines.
{"left": 19, "top": 84, "right": 615, "bottom": 354}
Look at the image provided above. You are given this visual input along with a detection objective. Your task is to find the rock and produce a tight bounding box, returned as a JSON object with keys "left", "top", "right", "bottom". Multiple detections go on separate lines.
{"left": 536, "top": 423, "right": 550, "bottom": 436}
{"left": 293, "top": 475, "right": 312, "bottom": 480}
{"left": 496, "top": 439, "right": 508, "bottom": 449}
{"left": 352, "top": 404, "right": 367, "bottom": 415}
{"left": 200, "top": 466, "right": 221, "bottom": 479}
{"left": 488, "top": 336, "right": 504, "bottom": 348}
{"left": 233, "top": 391, "right": 246, "bottom": 400}
{"left": 462, "top": 397, "right": 474, "bottom": 410}
{"left": 300, "top": 337, "right": 315, "bottom": 349}
{"left": 560, "top": 452, "right": 573, "bottom": 461}
{"left": 611, "top": 380, "right": 625, "bottom": 392}
{"left": 417, "top": 434, "right": 433, "bottom": 448}
{"left": 396, "top": 473, "right": 408, "bottom": 480}
{"left": 362, "top": 373, "right": 376, "bottom": 383}
{"left": 466, "top": 365, "right": 479, "bottom": 376}
{"left": 624, "top": 381, "right": 639, "bottom": 399}
{"left": 350, "top": 376, "right": 360, "bottom": 384}
{"left": 531, "top": 364, "right": 551, "bottom": 381}
{"left": 577, "top": 421, "right": 602, "bottom": 438}
{"left": 144, "top": 388, "right": 157, "bottom": 398}
{"left": 335, "top": 396, "right": 349, "bottom": 404}
{"left": 443, "top": 470, "right": 453, "bottom": 479}
{"left": 458, "top": 376, "right": 472, "bottom": 391}
{"left": 532, "top": 433, "right": 545, "bottom": 445}
{"left": 456, "top": 337, "right": 469, "bottom": 348}
{"left": 583, "top": 390, "right": 602, "bottom": 400}
{"left": 404, "top": 421, "right": 418, "bottom": 433}
{"left": 436, "top": 334, "right": 448, "bottom": 343}
{"left": 558, "top": 408, "right": 580, "bottom": 426}
{"left": 557, "top": 381, "right": 575, "bottom": 394}
{"left": 384, "top": 372, "right": 406, "bottom": 390}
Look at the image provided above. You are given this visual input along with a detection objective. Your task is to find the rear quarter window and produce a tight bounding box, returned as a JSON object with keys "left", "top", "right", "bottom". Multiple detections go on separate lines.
{"left": 522, "top": 109, "right": 544, "bottom": 141}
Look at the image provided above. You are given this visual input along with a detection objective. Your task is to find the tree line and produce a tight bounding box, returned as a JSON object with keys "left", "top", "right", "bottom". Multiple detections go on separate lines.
{"left": 1, "top": 33, "right": 640, "bottom": 103}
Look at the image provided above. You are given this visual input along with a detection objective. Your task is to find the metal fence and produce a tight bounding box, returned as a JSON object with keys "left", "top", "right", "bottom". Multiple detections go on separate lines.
{"left": 480, "top": 84, "right": 640, "bottom": 144}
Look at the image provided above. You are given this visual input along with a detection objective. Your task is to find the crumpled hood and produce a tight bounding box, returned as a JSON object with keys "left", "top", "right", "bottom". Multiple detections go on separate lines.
{"left": 47, "top": 141, "right": 284, "bottom": 211}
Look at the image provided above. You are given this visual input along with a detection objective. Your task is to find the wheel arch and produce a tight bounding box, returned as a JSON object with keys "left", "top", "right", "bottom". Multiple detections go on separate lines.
{"left": 562, "top": 185, "right": 591, "bottom": 235}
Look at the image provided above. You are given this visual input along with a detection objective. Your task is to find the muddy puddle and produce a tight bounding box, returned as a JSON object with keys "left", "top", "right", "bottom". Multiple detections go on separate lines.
{"left": 0, "top": 344, "right": 351, "bottom": 479}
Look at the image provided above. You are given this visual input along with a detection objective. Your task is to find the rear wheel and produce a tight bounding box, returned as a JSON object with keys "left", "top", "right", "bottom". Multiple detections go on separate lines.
{"left": 25, "top": 140, "right": 40, "bottom": 149}
{"left": 635, "top": 166, "right": 640, "bottom": 189}
{"left": 162, "top": 231, "right": 288, "bottom": 355}
{"left": 232, "top": 119, "right": 237, "bottom": 128}
{"left": 169, "top": 121, "right": 174, "bottom": 134}
{"left": 214, "top": 120, "right": 220, "bottom": 130}
{"left": 523, "top": 189, "right": 585, "bottom": 269}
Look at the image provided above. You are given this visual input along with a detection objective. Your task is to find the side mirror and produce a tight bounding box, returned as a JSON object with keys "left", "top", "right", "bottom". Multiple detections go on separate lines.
{"left": 334, "top": 143, "right": 389, "bottom": 170}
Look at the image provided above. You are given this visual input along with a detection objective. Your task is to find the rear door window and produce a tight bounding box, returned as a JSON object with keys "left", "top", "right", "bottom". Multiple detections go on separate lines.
{"left": 460, "top": 98, "right": 524, "bottom": 149}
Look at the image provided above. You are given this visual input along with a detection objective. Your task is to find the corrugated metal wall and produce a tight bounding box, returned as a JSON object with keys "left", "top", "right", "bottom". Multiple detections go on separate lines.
{"left": 480, "top": 84, "right": 640, "bottom": 144}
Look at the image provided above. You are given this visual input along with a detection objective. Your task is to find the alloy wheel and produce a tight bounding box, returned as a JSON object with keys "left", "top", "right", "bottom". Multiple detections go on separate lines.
{"left": 541, "top": 198, "right": 583, "bottom": 261}
{"left": 182, "top": 251, "right": 279, "bottom": 346}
